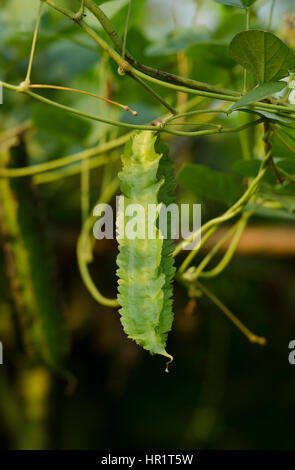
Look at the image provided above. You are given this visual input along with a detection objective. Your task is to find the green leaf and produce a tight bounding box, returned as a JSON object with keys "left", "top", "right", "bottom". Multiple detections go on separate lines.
{"left": 274, "top": 158, "right": 295, "bottom": 173}
{"left": 32, "top": 104, "right": 91, "bottom": 141}
{"left": 187, "top": 41, "right": 235, "bottom": 69}
{"left": 232, "top": 159, "right": 276, "bottom": 183}
{"left": 229, "top": 30, "right": 295, "bottom": 83}
{"left": 178, "top": 164, "right": 243, "bottom": 205}
{"left": 212, "top": 0, "right": 256, "bottom": 7}
{"left": 231, "top": 82, "right": 286, "bottom": 111}
{"left": 238, "top": 108, "right": 295, "bottom": 125}
{"left": 146, "top": 27, "right": 209, "bottom": 56}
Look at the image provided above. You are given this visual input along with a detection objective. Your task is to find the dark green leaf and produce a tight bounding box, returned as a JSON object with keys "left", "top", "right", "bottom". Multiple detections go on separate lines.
{"left": 229, "top": 30, "right": 295, "bottom": 83}
{"left": 231, "top": 82, "right": 286, "bottom": 111}
{"left": 178, "top": 164, "right": 243, "bottom": 205}
{"left": 32, "top": 104, "right": 91, "bottom": 141}
{"left": 238, "top": 108, "right": 295, "bottom": 125}
{"left": 187, "top": 41, "right": 235, "bottom": 69}
{"left": 274, "top": 158, "right": 295, "bottom": 172}
{"left": 232, "top": 159, "right": 276, "bottom": 183}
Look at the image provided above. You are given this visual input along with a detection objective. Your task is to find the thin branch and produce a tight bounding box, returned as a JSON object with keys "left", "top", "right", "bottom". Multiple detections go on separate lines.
{"left": 81, "top": 0, "right": 240, "bottom": 97}
{"left": 77, "top": 179, "right": 120, "bottom": 308}
{"left": 29, "top": 84, "right": 138, "bottom": 115}
{"left": 243, "top": 7, "right": 250, "bottom": 95}
{"left": 0, "top": 132, "right": 131, "bottom": 178}
{"left": 1, "top": 81, "right": 264, "bottom": 138}
{"left": 21, "top": 1, "right": 44, "bottom": 89}
{"left": 196, "top": 281, "right": 266, "bottom": 345}
{"left": 122, "top": 0, "right": 132, "bottom": 59}
{"left": 174, "top": 150, "right": 272, "bottom": 264}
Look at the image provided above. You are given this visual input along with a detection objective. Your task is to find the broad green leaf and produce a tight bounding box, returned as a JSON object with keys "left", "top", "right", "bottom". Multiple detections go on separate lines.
{"left": 212, "top": 0, "right": 256, "bottom": 7}
{"left": 32, "top": 104, "right": 91, "bottom": 141}
{"left": 229, "top": 30, "right": 295, "bottom": 83}
{"left": 232, "top": 159, "right": 275, "bottom": 184}
{"left": 146, "top": 27, "right": 209, "bottom": 56}
{"left": 274, "top": 158, "right": 295, "bottom": 173}
{"left": 178, "top": 164, "right": 243, "bottom": 205}
{"left": 187, "top": 41, "right": 235, "bottom": 69}
{"left": 238, "top": 108, "right": 295, "bottom": 125}
{"left": 231, "top": 82, "right": 286, "bottom": 111}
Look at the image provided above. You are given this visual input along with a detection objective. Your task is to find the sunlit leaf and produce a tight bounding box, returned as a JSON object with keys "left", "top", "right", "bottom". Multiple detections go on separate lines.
{"left": 229, "top": 30, "right": 295, "bottom": 83}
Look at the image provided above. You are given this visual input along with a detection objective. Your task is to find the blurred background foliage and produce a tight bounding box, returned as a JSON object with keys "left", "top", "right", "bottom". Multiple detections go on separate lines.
{"left": 0, "top": 0, "right": 295, "bottom": 450}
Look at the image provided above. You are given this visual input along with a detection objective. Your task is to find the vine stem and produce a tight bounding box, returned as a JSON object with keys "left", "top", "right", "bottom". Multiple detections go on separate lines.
{"left": 74, "top": 0, "right": 85, "bottom": 21}
{"left": 0, "top": 95, "right": 203, "bottom": 179}
{"left": 243, "top": 7, "right": 250, "bottom": 95}
{"left": 20, "top": 1, "right": 44, "bottom": 90}
{"left": 0, "top": 132, "right": 132, "bottom": 178}
{"left": 80, "top": 0, "right": 240, "bottom": 97}
{"left": 29, "top": 84, "right": 138, "bottom": 115}
{"left": 81, "top": 156, "right": 90, "bottom": 224}
{"left": 1, "top": 81, "right": 263, "bottom": 137}
{"left": 175, "top": 149, "right": 272, "bottom": 266}
{"left": 122, "top": 0, "right": 132, "bottom": 60}
{"left": 183, "top": 212, "right": 251, "bottom": 283}
{"left": 45, "top": 0, "right": 295, "bottom": 119}
{"left": 77, "top": 178, "right": 120, "bottom": 308}
{"left": 34, "top": 153, "right": 118, "bottom": 185}
{"left": 45, "top": 0, "right": 175, "bottom": 114}
{"left": 200, "top": 213, "right": 250, "bottom": 278}
{"left": 195, "top": 281, "right": 266, "bottom": 345}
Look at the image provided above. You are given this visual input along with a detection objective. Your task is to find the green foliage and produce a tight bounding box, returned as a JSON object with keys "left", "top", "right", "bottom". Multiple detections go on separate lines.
{"left": 146, "top": 27, "right": 209, "bottom": 56}
{"left": 187, "top": 41, "right": 235, "bottom": 70}
{"left": 1, "top": 0, "right": 295, "bottom": 451}
{"left": 231, "top": 82, "right": 287, "bottom": 111}
{"left": 239, "top": 109, "right": 295, "bottom": 125}
{"left": 232, "top": 159, "right": 275, "bottom": 183}
{"left": 32, "top": 103, "right": 91, "bottom": 141}
{"left": 229, "top": 30, "right": 295, "bottom": 83}
{"left": 178, "top": 163, "right": 243, "bottom": 205}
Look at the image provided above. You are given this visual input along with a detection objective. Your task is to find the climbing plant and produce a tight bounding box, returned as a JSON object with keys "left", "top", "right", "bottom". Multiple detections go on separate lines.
{"left": 1, "top": 0, "right": 295, "bottom": 372}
